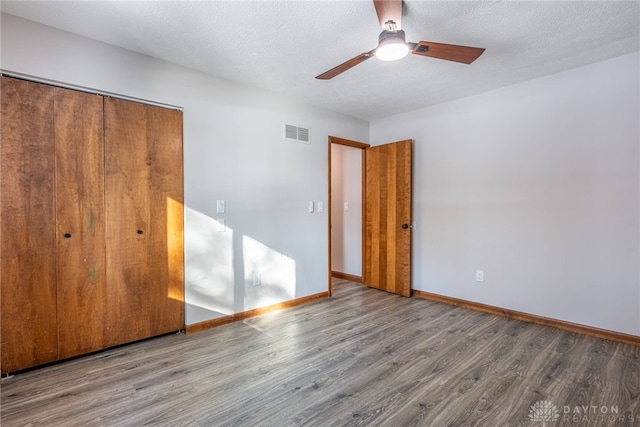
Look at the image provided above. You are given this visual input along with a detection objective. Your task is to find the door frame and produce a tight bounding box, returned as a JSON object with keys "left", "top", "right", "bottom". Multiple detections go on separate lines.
{"left": 327, "top": 136, "right": 370, "bottom": 296}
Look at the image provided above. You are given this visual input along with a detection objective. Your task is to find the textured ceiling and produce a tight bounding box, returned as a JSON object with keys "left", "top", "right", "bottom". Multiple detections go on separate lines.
{"left": 1, "top": 1, "right": 639, "bottom": 121}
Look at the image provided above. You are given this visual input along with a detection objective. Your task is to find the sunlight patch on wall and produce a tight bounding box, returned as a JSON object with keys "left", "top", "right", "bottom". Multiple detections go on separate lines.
{"left": 185, "top": 207, "right": 235, "bottom": 321}
{"left": 242, "top": 234, "right": 296, "bottom": 308}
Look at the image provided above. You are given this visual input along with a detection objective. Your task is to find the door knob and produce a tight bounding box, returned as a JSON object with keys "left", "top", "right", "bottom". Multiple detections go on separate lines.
{"left": 137, "top": 230, "right": 143, "bottom": 235}
{"left": 402, "top": 224, "right": 410, "bottom": 229}
{"left": 64, "top": 233, "right": 72, "bottom": 238}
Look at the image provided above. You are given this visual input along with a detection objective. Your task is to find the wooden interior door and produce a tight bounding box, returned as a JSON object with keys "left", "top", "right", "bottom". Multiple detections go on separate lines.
{"left": 364, "top": 139, "right": 412, "bottom": 296}
{"left": 1, "top": 77, "right": 58, "bottom": 372}
{"left": 105, "top": 98, "right": 184, "bottom": 346}
{"left": 55, "top": 88, "right": 107, "bottom": 359}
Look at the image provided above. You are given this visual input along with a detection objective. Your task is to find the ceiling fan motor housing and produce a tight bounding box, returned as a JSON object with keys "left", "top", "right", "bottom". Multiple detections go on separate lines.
{"left": 378, "top": 29, "right": 406, "bottom": 46}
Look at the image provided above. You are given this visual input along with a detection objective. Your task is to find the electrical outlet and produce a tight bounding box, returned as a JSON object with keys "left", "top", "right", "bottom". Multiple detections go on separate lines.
{"left": 252, "top": 273, "right": 261, "bottom": 286}
{"left": 475, "top": 270, "right": 484, "bottom": 282}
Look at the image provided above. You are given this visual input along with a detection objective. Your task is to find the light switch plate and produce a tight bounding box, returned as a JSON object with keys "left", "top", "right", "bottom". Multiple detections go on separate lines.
{"left": 344, "top": 202, "right": 349, "bottom": 212}
{"left": 308, "top": 201, "right": 314, "bottom": 213}
{"left": 217, "top": 218, "right": 226, "bottom": 232}
{"left": 216, "top": 199, "right": 225, "bottom": 214}
{"left": 317, "top": 202, "right": 324, "bottom": 213}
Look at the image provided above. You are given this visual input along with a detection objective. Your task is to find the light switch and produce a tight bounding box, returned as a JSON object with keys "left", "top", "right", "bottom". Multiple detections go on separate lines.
{"left": 344, "top": 202, "right": 349, "bottom": 212}
{"left": 308, "top": 201, "right": 314, "bottom": 213}
{"left": 217, "top": 218, "right": 226, "bottom": 232}
{"left": 216, "top": 199, "right": 225, "bottom": 214}
{"left": 317, "top": 202, "right": 324, "bottom": 213}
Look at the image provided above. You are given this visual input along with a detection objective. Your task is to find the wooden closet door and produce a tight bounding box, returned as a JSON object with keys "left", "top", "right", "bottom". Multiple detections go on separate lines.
{"left": 105, "top": 98, "right": 151, "bottom": 346}
{"left": 1, "top": 77, "right": 57, "bottom": 372}
{"left": 146, "top": 103, "right": 184, "bottom": 337}
{"left": 54, "top": 88, "right": 106, "bottom": 359}
{"left": 104, "top": 98, "right": 184, "bottom": 347}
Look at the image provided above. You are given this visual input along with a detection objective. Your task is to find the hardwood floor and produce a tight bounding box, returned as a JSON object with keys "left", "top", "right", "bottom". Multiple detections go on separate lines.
{"left": 1, "top": 279, "right": 639, "bottom": 426}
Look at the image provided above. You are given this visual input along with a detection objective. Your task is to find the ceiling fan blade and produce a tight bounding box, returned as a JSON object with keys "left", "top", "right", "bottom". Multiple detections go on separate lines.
{"left": 412, "top": 41, "right": 485, "bottom": 64}
{"left": 315, "top": 50, "right": 376, "bottom": 80}
{"left": 373, "top": 0, "right": 403, "bottom": 30}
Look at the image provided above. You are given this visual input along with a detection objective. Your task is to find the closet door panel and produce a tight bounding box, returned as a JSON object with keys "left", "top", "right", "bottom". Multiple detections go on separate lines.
{"left": 0, "top": 77, "right": 57, "bottom": 372}
{"left": 147, "top": 105, "right": 184, "bottom": 336}
{"left": 105, "top": 98, "right": 151, "bottom": 346}
{"left": 55, "top": 88, "right": 106, "bottom": 359}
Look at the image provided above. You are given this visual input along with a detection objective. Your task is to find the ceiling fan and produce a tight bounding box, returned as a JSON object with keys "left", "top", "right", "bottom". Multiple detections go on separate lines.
{"left": 316, "top": 0, "right": 485, "bottom": 80}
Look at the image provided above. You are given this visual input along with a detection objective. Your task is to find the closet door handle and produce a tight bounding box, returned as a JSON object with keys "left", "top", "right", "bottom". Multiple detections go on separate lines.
{"left": 137, "top": 230, "right": 143, "bottom": 235}
{"left": 64, "top": 233, "right": 72, "bottom": 238}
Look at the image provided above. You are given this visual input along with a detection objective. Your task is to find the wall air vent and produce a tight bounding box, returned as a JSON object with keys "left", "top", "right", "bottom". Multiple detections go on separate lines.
{"left": 283, "top": 123, "right": 311, "bottom": 144}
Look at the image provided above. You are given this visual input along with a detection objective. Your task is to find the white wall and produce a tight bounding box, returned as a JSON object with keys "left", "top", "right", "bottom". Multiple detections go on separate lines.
{"left": 330, "top": 144, "right": 362, "bottom": 276}
{"left": 371, "top": 52, "right": 640, "bottom": 336}
{"left": 1, "top": 13, "right": 369, "bottom": 325}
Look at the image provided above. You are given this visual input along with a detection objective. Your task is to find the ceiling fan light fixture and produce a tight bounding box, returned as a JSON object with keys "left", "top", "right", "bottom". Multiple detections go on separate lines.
{"left": 315, "top": 0, "right": 486, "bottom": 79}
{"left": 376, "top": 29, "right": 409, "bottom": 61}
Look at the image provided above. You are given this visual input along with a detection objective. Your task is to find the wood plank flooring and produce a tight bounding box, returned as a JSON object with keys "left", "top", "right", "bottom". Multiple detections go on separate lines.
{"left": 1, "top": 279, "right": 639, "bottom": 426}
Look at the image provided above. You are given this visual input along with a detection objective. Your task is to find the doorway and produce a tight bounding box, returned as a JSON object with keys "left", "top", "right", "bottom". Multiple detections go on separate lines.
{"left": 328, "top": 136, "right": 413, "bottom": 297}
{"left": 328, "top": 136, "right": 369, "bottom": 295}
